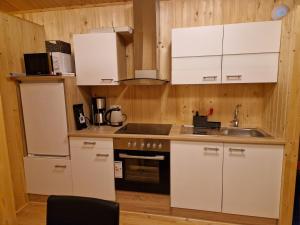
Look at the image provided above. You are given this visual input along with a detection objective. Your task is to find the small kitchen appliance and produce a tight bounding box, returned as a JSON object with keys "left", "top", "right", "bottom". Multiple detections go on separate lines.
{"left": 92, "top": 97, "right": 106, "bottom": 125}
{"left": 105, "top": 105, "right": 127, "bottom": 127}
{"left": 113, "top": 123, "right": 172, "bottom": 194}
{"left": 24, "top": 52, "right": 73, "bottom": 75}
{"left": 73, "top": 104, "right": 87, "bottom": 130}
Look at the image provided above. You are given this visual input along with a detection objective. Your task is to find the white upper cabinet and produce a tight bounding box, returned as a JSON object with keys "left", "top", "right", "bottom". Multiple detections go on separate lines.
{"left": 172, "top": 56, "right": 222, "bottom": 84}
{"left": 172, "top": 25, "right": 223, "bottom": 57}
{"left": 223, "top": 21, "right": 282, "bottom": 54}
{"left": 171, "top": 21, "right": 282, "bottom": 84}
{"left": 74, "top": 32, "right": 120, "bottom": 85}
{"left": 222, "top": 53, "right": 279, "bottom": 83}
{"left": 172, "top": 25, "right": 223, "bottom": 84}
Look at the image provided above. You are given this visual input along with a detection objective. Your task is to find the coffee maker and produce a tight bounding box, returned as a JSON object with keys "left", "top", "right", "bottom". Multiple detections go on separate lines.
{"left": 92, "top": 97, "right": 106, "bottom": 125}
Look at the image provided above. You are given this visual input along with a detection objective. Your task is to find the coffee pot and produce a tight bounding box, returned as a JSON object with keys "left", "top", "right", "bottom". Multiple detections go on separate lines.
{"left": 91, "top": 97, "right": 106, "bottom": 125}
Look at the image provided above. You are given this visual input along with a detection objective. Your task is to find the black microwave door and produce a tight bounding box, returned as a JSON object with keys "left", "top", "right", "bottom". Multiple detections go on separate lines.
{"left": 24, "top": 53, "right": 51, "bottom": 75}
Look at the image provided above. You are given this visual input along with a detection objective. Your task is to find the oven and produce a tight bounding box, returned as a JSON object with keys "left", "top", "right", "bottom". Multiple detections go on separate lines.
{"left": 113, "top": 138, "right": 170, "bottom": 194}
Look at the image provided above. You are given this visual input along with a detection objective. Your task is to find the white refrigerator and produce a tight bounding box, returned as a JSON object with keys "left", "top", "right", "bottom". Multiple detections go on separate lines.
{"left": 20, "top": 82, "right": 72, "bottom": 195}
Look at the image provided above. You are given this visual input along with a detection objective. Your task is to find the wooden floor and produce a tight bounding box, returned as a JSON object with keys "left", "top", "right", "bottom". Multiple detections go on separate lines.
{"left": 19, "top": 191, "right": 277, "bottom": 225}
{"left": 17, "top": 202, "right": 239, "bottom": 225}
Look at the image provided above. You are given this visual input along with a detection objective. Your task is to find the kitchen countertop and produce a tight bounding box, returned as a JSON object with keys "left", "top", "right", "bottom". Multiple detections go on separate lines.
{"left": 68, "top": 125, "right": 286, "bottom": 145}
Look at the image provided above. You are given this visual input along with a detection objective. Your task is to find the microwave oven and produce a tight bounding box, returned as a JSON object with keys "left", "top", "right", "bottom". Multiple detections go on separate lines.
{"left": 24, "top": 52, "right": 73, "bottom": 75}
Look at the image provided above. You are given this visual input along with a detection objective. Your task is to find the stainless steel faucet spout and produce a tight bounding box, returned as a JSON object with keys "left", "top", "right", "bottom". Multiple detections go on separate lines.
{"left": 231, "top": 104, "right": 242, "bottom": 127}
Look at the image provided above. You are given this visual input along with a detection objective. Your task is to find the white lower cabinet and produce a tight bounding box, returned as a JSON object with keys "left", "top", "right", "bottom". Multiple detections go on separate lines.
{"left": 70, "top": 137, "right": 115, "bottom": 201}
{"left": 222, "top": 144, "right": 283, "bottom": 218}
{"left": 24, "top": 156, "right": 73, "bottom": 195}
{"left": 171, "top": 141, "right": 284, "bottom": 219}
{"left": 171, "top": 141, "right": 223, "bottom": 212}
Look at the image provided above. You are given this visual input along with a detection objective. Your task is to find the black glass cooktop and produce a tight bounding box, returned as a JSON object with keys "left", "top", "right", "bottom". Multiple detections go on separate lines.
{"left": 115, "top": 123, "right": 172, "bottom": 135}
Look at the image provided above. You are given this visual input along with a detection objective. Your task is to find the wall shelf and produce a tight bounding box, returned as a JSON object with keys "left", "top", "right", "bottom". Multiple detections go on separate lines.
{"left": 11, "top": 75, "right": 73, "bottom": 82}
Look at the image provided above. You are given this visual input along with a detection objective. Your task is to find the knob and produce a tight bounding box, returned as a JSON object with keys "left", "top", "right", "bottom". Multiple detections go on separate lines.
{"left": 141, "top": 142, "right": 145, "bottom": 148}
{"left": 158, "top": 143, "right": 162, "bottom": 149}
{"left": 146, "top": 143, "right": 151, "bottom": 149}
{"left": 133, "top": 142, "right": 137, "bottom": 148}
{"left": 127, "top": 141, "right": 132, "bottom": 148}
{"left": 152, "top": 143, "right": 157, "bottom": 149}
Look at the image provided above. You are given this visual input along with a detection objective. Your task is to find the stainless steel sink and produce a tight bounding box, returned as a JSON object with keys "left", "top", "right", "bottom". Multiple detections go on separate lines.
{"left": 220, "top": 128, "right": 271, "bottom": 138}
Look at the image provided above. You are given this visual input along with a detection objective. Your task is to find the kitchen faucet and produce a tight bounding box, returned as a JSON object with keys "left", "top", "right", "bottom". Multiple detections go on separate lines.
{"left": 231, "top": 104, "right": 242, "bottom": 127}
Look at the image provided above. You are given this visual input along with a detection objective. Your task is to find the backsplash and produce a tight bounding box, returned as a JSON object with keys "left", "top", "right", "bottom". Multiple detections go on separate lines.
{"left": 91, "top": 83, "right": 266, "bottom": 128}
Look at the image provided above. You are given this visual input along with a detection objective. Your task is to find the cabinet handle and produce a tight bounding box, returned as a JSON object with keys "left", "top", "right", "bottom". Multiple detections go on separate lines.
{"left": 203, "top": 76, "right": 217, "bottom": 81}
{"left": 101, "top": 78, "right": 114, "bottom": 82}
{"left": 83, "top": 141, "right": 96, "bottom": 145}
{"left": 96, "top": 153, "right": 109, "bottom": 157}
{"left": 54, "top": 165, "right": 67, "bottom": 169}
{"left": 204, "top": 147, "right": 219, "bottom": 151}
{"left": 229, "top": 148, "right": 245, "bottom": 152}
{"left": 226, "top": 75, "right": 242, "bottom": 80}
{"left": 119, "top": 154, "right": 165, "bottom": 161}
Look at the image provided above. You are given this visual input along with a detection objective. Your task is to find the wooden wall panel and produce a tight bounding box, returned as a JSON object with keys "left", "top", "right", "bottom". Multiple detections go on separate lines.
{"left": 262, "top": 2, "right": 296, "bottom": 138}
{"left": 64, "top": 77, "right": 91, "bottom": 131}
{"left": 0, "top": 94, "right": 17, "bottom": 225}
{"left": 16, "top": 3, "right": 133, "bottom": 47}
{"left": 0, "top": 12, "right": 46, "bottom": 210}
{"left": 91, "top": 84, "right": 265, "bottom": 127}
{"left": 278, "top": 5, "right": 300, "bottom": 225}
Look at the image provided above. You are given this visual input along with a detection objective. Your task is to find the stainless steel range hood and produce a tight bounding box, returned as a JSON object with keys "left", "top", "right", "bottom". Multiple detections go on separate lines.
{"left": 119, "top": 0, "right": 168, "bottom": 85}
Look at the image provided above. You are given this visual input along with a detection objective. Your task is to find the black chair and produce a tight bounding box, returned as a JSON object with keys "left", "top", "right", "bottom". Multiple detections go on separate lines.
{"left": 47, "top": 195, "right": 119, "bottom": 225}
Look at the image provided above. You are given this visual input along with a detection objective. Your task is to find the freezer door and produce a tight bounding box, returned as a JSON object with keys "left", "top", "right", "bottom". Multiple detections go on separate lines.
{"left": 20, "top": 82, "right": 69, "bottom": 156}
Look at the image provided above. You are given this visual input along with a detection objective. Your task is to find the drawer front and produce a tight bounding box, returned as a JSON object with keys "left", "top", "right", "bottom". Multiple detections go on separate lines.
{"left": 172, "top": 56, "right": 222, "bottom": 84}
{"left": 70, "top": 137, "right": 113, "bottom": 150}
{"left": 24, "top": 156, "right": 73, "bottom": 195}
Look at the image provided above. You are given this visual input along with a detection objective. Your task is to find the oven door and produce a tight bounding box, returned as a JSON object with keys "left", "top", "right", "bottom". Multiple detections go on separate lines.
{"left": 114, "top": 150, "right": 170, "bottom": 194}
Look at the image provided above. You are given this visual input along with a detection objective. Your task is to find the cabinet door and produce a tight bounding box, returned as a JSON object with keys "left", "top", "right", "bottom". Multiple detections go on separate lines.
{"left": 223, "top": 21, "right": 282, "bottom": 54}
{"left": 70, "top": 138, "right": 115, "bottom": 201}
{"left": 171, "top": 141, "right": 223, "bottom": 212}
{"left": 222, "top": 53, "right": 279, "bottom": 83}
{"left": 24, "top": 157, "right": 73, "bottom": 195}
{"left": 172, "top": 56, "right": 222, "bottom": 84}
{"left": 74, "top": 33, "right": 119, "bottom": 85}
{"left": 223, "top": 144, "right": 283, "bottom": 218}
{"left": 20, "top": 83, "right": 69, "bottom": 156}
{"left": 172, "top": 25, "right": 223, "bottom": 57}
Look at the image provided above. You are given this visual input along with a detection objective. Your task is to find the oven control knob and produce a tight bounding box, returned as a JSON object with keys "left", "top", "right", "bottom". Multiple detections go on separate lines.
{"left": 133, "top": 142, "right": 137, "bottom": 148}
{"left": 141, "top": 142, "right": 145, "bottom": 148}
{"left": 152, "top": 143, "right": 157, "bottom": 149}
{"left": 127, "top": 141, "right": 132, "bottom": 148}
{"left": 158, "top": 143, "right": 162, "bottom": 149}
{"left": 146, "top": 143, "right": 151, "bottom": 149}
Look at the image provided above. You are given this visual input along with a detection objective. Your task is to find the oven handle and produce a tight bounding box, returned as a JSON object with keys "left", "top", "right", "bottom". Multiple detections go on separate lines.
{"left": 118, "top": 153, "right": 165, "bottom": 161}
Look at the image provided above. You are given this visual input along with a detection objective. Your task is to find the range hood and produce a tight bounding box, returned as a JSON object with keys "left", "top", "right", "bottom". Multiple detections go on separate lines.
{"left": 119, "top": 0, "right": 168, "bottom": 85}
